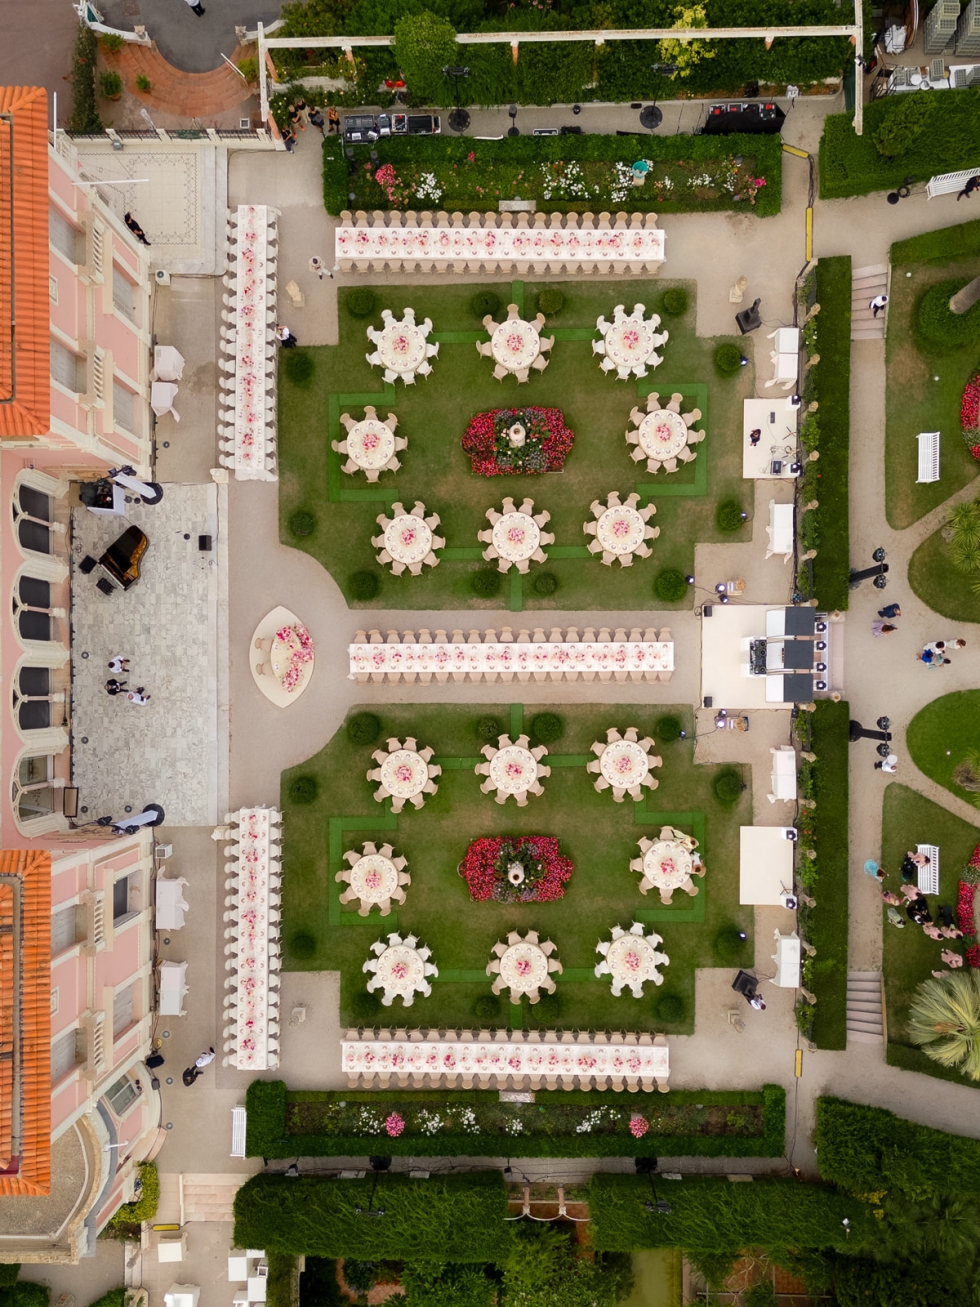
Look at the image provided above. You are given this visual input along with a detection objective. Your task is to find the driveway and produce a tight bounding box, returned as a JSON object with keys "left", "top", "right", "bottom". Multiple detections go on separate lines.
{"left": 96, "top": 0, "right": 281, "bottom": 73}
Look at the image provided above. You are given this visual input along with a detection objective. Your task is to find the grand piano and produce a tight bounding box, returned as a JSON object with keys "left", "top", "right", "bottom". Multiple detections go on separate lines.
{"left": 98, "top": 524, "right": 148, "bottom": 591}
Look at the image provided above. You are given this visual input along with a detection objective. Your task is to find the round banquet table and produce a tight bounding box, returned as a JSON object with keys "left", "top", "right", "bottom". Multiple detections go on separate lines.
{"left": 600, "top": 739, "right": 651, "bottom": 788}
{"left": 498, "top": 941, "right": 549, "bottom": 993}
{"left": 491, "top": 320, "right": 540, "bottom": 372}
{"left": 637, "top": 410, "right": 688, "bottom": 460}
{"left": 602, "top": 320, "right": 655, "bottom": 369}
{"left": 349, "top": 854, "right": 398, "bottom": 903}
{"left": 595, "top": 505, "right": 646, "bottom": 555}
{"left": 347, "top": 419, "right": 395, "bottom": 470}
{"left": 642, "top": 840, "right": 693, "bottom": 890}
{"left": 384, "top": 515, "right": 433, "bottom": 565}
{"left": 377, "top": 322, "right": 427, "bottom": 373}
{"left": 379, "top": 749, "right": 429, "bottom": 799}
{"left": 492, "top": 513, "right": 540, "bottom": 563}
{"left": 606, "top": 933, "right": 661, "bottom": 985}
{"left": 489, "top": 746, "right": 540, "bottom": 794}
{"left": 375, "top": 944, "right": 425, "bottom": 996}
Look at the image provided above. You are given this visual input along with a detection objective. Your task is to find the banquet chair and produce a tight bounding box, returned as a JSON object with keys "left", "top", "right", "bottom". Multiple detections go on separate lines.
{"left": 600, "top": 357, "right": 616, "bottom": 374}
{"left": 516, "top": 368, "right": 530, "bottom": 383}
{"left": 662, "top": 458, "right": 678, "bottom": 473}
{"left": 402, "top": 372, "right": 417, "bottom": 385}
{"left": 530, "top": 356, "right": 548, "bottom": 372}
{"left": 425, "top": 342, "right": 439, "bottom": 358}
{"left": 676, "top": 446, "right": 696, "bottom": 463}
{"left": 493, "top": 363, "right": 508, "bottom": 381}
{"left": 417, "top": 361, "right": 432, "bottom": 377}
{"left": 366, "top": 351, "right": 382, "bottom": 367}
{"left": 684, "top": 406, "right": 703, "bottom": 425}
{"left": 616, "top": 366, "right": 632, "bottom": 381}
{"left": 667, "top": 392, "right": 684, "bottom": 411}
{"left": 476, "top": 341, "right": 493, "bottom": 358}
{"left": 591, "top": 339, "right": 606, "bottom": 356}
{"left": 506, "top": 303, "right": 521, "bottom": 319}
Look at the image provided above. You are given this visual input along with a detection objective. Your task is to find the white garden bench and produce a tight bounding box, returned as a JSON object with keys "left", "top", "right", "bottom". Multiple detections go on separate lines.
{"left": 916, "top": 431, "right": 940, "bottom": 483}
{"left": 916, "top": 844, "right": 940, "bottom": 896}
{"left": 230, "top": 1105, "right": 247, "bottom": 1158}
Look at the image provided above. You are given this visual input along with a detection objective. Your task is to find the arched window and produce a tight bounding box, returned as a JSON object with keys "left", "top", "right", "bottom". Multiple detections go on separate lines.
{"left": 13, "top": 666, "right": 51, "bottom": 731}
{"left": 14, "top": 576, "right": 52, "bottom": 641}
{"left": 11, "top": 755, "right": 57, "bottom": 823}
{"left": 14, "top": 486, "right": 52, "bottom": 555}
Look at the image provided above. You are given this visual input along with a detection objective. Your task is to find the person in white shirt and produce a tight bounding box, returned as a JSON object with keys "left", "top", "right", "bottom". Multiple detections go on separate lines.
{"left": 870, "top": 294, "right": 888, "bottom": 318}
{"left": 194, "top": 1047, "right": 216, "bottom": 1069}
{"left": 107, "top": 655, "right": 130, "bottom": 674}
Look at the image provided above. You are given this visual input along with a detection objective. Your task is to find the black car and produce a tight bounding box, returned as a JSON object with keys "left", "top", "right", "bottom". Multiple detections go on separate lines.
{"left": 344, "top": 112, "right": 441, "bottom": 142}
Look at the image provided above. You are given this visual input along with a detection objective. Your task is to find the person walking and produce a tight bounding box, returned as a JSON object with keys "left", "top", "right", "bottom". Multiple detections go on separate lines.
{"left": 327, "top": 106, "right": 340, "bottom": 134}
{"left": 309, "top": 255, "right": 332, "bottom": 281}
{"left": 870, "top": 294, "right": 888, "bottom": 318}
{"left": 182, "top": 0, "right": 206, "bottom": 16}
{"left": 871, "top": 621, "right": 898, "bottom": 637}
{"left": 957, "top": 174, "right": 980, "bottom": 201}
{"left": 282, "top": 128, "right": 297, "bottom": 153}
{"left": 105, "top": 678, "right": 128, "bottom": 696}
{"left": 124, "top": 212, "right": 152, "bottom": 246}
{"left": 182, "top": 1066, "right": 202, "bottom": 1086}
{"left": 308, "top": 107, "right": 325, "bottom": 136}
{"left": 874, "top": 754, "right": 898, "bottom": 772}
{"left": 877, "top": 603, "right": 901, "bottom": 619}
{"left": 127, "top": 687, "right": 151, "bottom": 705}
{"left": 194, "top": 1047, "right": 216, "bottom": 1069}
{"left": 108, "top": 655, "right": 130, "bottom": 674}
{"left": 276, "top": 324, "right": 298, "bottom": 348}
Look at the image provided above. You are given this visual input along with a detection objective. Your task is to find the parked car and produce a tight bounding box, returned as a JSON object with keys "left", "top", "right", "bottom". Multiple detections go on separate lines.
{"left": 344, "top": 113, "right": 442, "bottom": 142}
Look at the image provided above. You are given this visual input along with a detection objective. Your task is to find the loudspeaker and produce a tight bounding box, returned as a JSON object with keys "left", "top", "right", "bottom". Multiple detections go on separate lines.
{"left": 735, "top": 298, "right": 763, "bottom": 333}
{"left": 780, "top": 893, "right": 798, "bottom": 910}
{"left": 79, "top": 555, "right": 97, "bottom": 574}
{"left": 199, "top": 535, "right": 212, "bottom": 551}
{"left": 703, "top": 604, "right": 713, "bottom": 617}
{"left": 96, "top": 577, "right": 115, "bottom": 596}
{"left": 703, "top": 696, "right": 713, "bottom": 708}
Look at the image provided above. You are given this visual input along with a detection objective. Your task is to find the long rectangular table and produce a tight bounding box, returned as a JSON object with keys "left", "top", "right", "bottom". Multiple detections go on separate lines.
{"left": 228, "top": 205, "right": 277, "bottom": 482}
{"left": 349, "top": 638, "right": 674, "bottom": 683}
{"left": 223, "top": 807, "right": 281, "bottom": 1070}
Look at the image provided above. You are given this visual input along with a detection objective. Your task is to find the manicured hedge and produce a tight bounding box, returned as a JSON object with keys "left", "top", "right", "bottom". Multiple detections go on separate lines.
{"left": 325, "top": 132, "right": 782, "bottom": 217}
{"left": 85, "top": 1293, "right": 126, "bottom": 1307}
{"left": 233, "top": 1172, "right": 510, "bottom": 1262}
{"left": 815, "top": 1096, "right": 980, "bottom": 1198}
{"left": 247, "top": 1081, "right": 785, "bottom": 1159}
{"left": 796, "top": 701, "right": 849, "bottom": 1050}
{"left": 892, "top": 218, "right": 980, "bottom": 267}
{"left": 820, "top": 89, "right": 980, "bottom": 199}
{"left": 587, "top": 1174, "right": 870, "bottom": 1254}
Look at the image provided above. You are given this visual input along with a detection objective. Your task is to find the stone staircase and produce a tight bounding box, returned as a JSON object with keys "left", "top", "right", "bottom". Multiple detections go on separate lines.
{"left": 179, "top": 1173, "right": 245, "bottom": 1222}
{"left": 846, "top": 971, "right": 884, "bottom": 1044}
{"left": 851, "top": 264, "right": 889, "bottom": 340}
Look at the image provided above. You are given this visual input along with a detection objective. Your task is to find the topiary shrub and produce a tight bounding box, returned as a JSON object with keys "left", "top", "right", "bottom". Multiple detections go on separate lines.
{"left": 531, "top": 712, "right": 564, "bottom": 744}
{"left": 476, "top": 715, "right": 502, "bottom": 744}
{"left": 533, "top": 571, "right": 558, "bottom": 596}
{"left": 916, "top": 280, "right": 980, "bottom": 355}
{"left": 290, "top": 932, "right": 317, "bottom": 960}
{"left": 472, "top": 290, "right": 501, "bottom": 317}
{"left": 349, "top": 570, "right": 380, "bottom": 601}
{"left": 716, "top": 500, "right": 746, "bottom": 532}
{"left": 656, "top": 993, "right": 684, "bottom": 1023}
{"left": 473, "top": 994, "right": 501, "bottom": 1020}
{"left": 99, "top": 70, "right": 123, "bottom": 99}
{"left": 471, "top": 569, "right": 502, "bottom": 598}
{"left": 347, "top": 288, "right": 377, "bottom": 318}
{"left": 533, "top": 992, "right": 561, "bottom": 1024}
{"left": 288, "top": 508, "right": 316, "bottom": 538}
{"left": 655, "top": 715, "right": 682, "bottom": 742}
{"left": 352, "top": 990, "right": 381, "bottom": 1020}
{"left": 100, "top": 32, "right": 124, "bottom": 52}
{"left": 0, "top": 1270, "right": 19, "bottom": 1289}
{"left": 661, "top": 287, "right": 689, "bottom": 316}
{"left": 347, "top": 712, "right": 381, "bottom": 745}
{"left": 289, "top": 775, "right": 318, "bottom": 805}
{"left": 3, "top": 1287, "right": 50, "bottom": 1307}
{"left": 714, "top": 342, "right": 744, "bottom": 376}
{"left": 714, "top": 769, "right": 743, "bottom": 805}
{"left": 714, "top": 925, "right": 748, "bottom": 966}
{"left": 654, "top": 568, "right": 688, "bottom": 602}
{"left": 283, "top": 349, "right": 314, "bottom": 386}
{"left": 538, "top": 287, "right": 564, "bottom": 316}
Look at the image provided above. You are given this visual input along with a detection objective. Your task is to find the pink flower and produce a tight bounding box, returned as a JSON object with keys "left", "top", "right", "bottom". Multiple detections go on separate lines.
{"left": 385, "top": 1112, "right": 405, "bottom": 1137}
{"left": 629, "top": 1115, "right": 649, "bottom": 1138}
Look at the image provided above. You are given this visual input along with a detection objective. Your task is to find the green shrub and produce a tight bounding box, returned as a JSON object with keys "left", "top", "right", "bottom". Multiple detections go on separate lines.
{"left": 346, "top": 712, "right": 381, "bottom": 745}
{"left": 290, "top": 932, "right": 316, "bottom": 960}
{"left": 713, "top": 925, "right": 748, "bottom": 966}
{"left": 67, "top": 26, "right": 103, "bottom": 135}
{"left": 266, "top": 1251, "right": 298, "bottom": 1307}
{"left": 915, "top": 279, "right": 980, "bottom": 354}
{"left": 654, "top": 568, "right": 688, "bottom": 602}
{"left": 0, "top": 1288, "right": 50, "bottom": 1307}
{"left": 283, "top": 349, "right": 315, "bottom": 385}
{"left": 107, "top": 1162, "right": 159, "bottom": 1230}
{"left": 714, "top": 342, "right": 744, "bottom": 376}
{"left": 403, "top": 1262, "right": 496, "bottom": 1307}
{"left": 471, "top": 569, "right": 502, "bottom": 598}
{"left": 531, "top": 712, "right": 563, "bottom": 744}
{"left": 743, "top": 1284, "right": 777, "bottom": 1307}
{"left": 234, "top": 1172, "right": 511, "bottom": 1263}
{"left": 86, "top": 1291, "right": 127, "bottom": 1307}
{"left": 661, "top": 287, "right": 689, "bottom": 316}
{"left": 471, "top": 290, "right": 501, "bottom": 317}
{"left": 892, "top": 218, "right": 980, "bottom": 266}
{"left": 135, "top": 74, "right": 152, "bottom": 93}
{"left": 475, "top": 716, "right": 502, "bottom": 744}
{"left": 716, "top": 500, "right": 746, "bottom": 532}
{"left": 533, "top": 992, "right": 561, "bottom": 1024}
{"left": 346, "top": 288, "right": 376, "bottom": 317}
{"left": 392, "top": 12, "right": 459, "bottom": 105}
{"left": 100, "top": 32, "right": 124, "bottom": 52}
{"left": 352, "top": 990, "right": 381, "bottom": 1021}
{"left": 237, "top": 57, "right": 260, "bottom": 83}
{"left": 343, "top": 1261, "right": 379, "bottom": 1294}
{"left": 873, "top": 92, "right": 933, "bottom": 158}
{"left": 533, "top": 571, "right": 559, "bottom": 596}
{"left": 288, "top": 508, "right": 315, "bottom": 537}
{"left": 473, "top": 994, "right": 501, "bottom": 1020}
{"left": 99, "top": 70, "right": 122, "bottom": 98}
{"left": 807, "top": 257, "right": 851, "bottom": 610}
{"left": 288, "top": 775, "right": 318, "bottom": 805}
{"left": 245, "top": 1080, "right": 288, "bottom": 1157}
{"left": 537, "top": 287, "right": 565, "bottom": 316}
{"left": 348, "top": 570, "right": 380, "bottom": 601}
{"left": 0, "top": 1273, "right": 18, "bottom": 1290}
{"left": 655, "top": 716, "right": 682, "bottom": 743}
{"left": 713, "top": 770, "right": 743, "bottom": 805}
{"left": 656, "top": 993, "right": 684, "bottom": 1023}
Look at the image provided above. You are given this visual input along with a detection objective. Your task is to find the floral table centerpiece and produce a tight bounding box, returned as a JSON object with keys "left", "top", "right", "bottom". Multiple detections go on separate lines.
{"left": 273, "top": 624, "right": 314, "bottom": 693}
{"left": 459, "top": 836, "right": 573, "bottom": 903}
{"left": 462, "top": 407, "right": 575, "bottom": 476}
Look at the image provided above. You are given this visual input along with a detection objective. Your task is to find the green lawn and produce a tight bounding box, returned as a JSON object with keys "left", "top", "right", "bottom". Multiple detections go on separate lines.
{"left": 280, "top": 703, "right": 753, "bottom": 1035}
{"left": 885, "top": 254, "right": 980, "bottom": 529}
{"left": 909, "top": 526, "right": 980, "bottom": 623}
{"left": 278, "top": 278, "right": 753, "bottom": 611}
{"left": 880, "top": 783, "right": 978, "bottom": 1085}
{"left": 907, "top": 690, "right": 980, "bottom": 806}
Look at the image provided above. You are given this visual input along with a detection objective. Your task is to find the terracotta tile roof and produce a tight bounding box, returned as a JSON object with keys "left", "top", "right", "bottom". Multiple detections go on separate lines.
{"left": 0, "top": 849, "right": 51, "bottom": 1196}
{"left": 0, "top": 86, "right": 50, "bottom": 438}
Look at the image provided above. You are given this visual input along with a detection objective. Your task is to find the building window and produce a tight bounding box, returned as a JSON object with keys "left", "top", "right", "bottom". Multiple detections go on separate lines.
{"left": 51, "top": 988, "right": 59, "bottom": 1015}
{"left": 112, "top": 380, "right": 137, "bottom": 435}
{"left": 49, "top": 275, "right": 59, "bottom": 304}
{"left": 50, "top": 1027, "right": 83, "bottom": 1082}
{"left": 18, "top": 788, "right": 57, "bottom": 821}
{"left": 112, "top": 874, "right": 138, "bottom": 925}
{"left": 112, "top": 984, "right": 135, "bottom": 1038}
{"left": 16, "top": 576, "right": 52, "bottom": 641}
{"left": 15, "top": 487, "right": 52, "bottom": 555}
{"left": 18, "top": 755, "right": 51, "bottom": 787}
{"left": 105, "top": 1072, "right": 140, "bottom": 1117}
{"left": 51, "top": 905, "right": 81, "bottom": 954}
{"left": 14, "top": 666, "right": 50, "bottom": 731}
{"left": 50, "top": 340, "right": 86, "bottom": 394}
{"left": 49, "top": 209, "right": 82, "bottom": 266}
{"left": 112, "top": 266, "right": 137, "bottom": 324}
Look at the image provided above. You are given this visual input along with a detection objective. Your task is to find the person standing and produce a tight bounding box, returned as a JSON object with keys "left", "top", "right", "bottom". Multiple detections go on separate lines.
{"left": 957, "top": 175, "right": 980, "bottom": 201}
{"left": 327, "top": 106, "right": 340, "bottom": 134}
{"left": 309, "top": 255, "right": 332, "bottom": 281}
{"left": 874, "top": 754, "right": 898, "bottom": 773}
{"left": 870, "top": 294, "right": 888, "bottom": 318}
{"left": 282, "top": 128, "right": 297, "bottom": 153}
{"left": 127, "top": 687, "right": 151, "bottom": 705}
{"left": 182, "top": 1067, "right": 202, "bottom": 1086}
{"left": 194, "top": 1047, "right": 216, "bottom": 1069}
{"left": 877, "top": 603, "right": 901, "bottom": 619}
{"left": 308, "top": 107, "right": 325, "bottom": 136}
{"left": 124, "top": 212, "right": 152, "bottom": 246}
{"left": 108, "top": 655, "right": 130, "bottom": 674}
{"left": 276, "top": 324, "right": 298, "bottom": 348}
{"left": 182, "top": 0, "right": 206, "bottom": 16}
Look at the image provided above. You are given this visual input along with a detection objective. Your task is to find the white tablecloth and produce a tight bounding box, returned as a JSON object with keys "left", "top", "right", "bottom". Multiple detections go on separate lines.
{"left": 491, "top": 319, "right": 540, "bottom": 372}
{"left": 156, "top": 877, "right": 189, "bottom": 931}
{"left": 642, "top": 840, "right": 693, "bottom": 890}
{"left": 350, "top": 639, "right": 674, "bottom": 680}
{"left": 384, "top": 515, "right": 433, "bottom": 564}
{"left": 596, "top": 506, "right": 646, "bottom": 554}
{"left": 342, "top": 1033, "right": 669, "bottom": 1083}
{"left": 373, "top": 943, "right": 426, "bottom": 1000}
{"left": 376, "top": 320, "right": 426, "bottom": 373}
{"left": 492, "top": 513, "right": 540, "bottom": 562}
{"left": 150, "top": 381, "right": 179, "bottom": 420}
{"left": 347, "top": 419, "right": 395, "bottom": 469}
{"left": 379, "top": 749, "right": 429, "bottom": 798}
{"left": 498, "top": 942, "right": 549, "bottom": 992}
{"left": 349, "top": 854, "right": 398, "bottom": 903}
{"left": 153, "top": 345, "right": 185, "bottom": 382}
{"left": 637, "top": 410, "right": 688, "bottom": 460}
{"left": 604, "top": 319, "right": 656, "bottom": 369}
{"left": 489, "top": 746, "right": 540, "bottom": 793}
{"left": 158, "top": 960, "right": 188, "bottom": 1015}
{"left": 599, "top": 740, "right": 651, "bottom": 788}
{"left": 230, "top": 807, "right": 278, "bottom": 1069}
{"left": 606, "top": 934, "right": 663, "bottom": 986}
{"left": 231, "top": 205, "right": 276, "bottom": 481}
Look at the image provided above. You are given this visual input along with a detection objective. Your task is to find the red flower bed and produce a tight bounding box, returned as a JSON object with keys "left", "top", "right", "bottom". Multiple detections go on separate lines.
{"left": 461, "top": 407, "right": 575, "bottom": 476}
{"left": 961, "top": 371, "right": 980, "bottom": 459}
{"left": 458, "top": 836, "right": 573, "bottom": 903}
{"left": 957, "top": 879, "right": 978, "bottom": 942}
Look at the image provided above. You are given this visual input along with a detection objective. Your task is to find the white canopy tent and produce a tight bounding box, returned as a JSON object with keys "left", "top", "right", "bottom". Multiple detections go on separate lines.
{"left": 739, "top": 826, "right": 795, "bottom": 905}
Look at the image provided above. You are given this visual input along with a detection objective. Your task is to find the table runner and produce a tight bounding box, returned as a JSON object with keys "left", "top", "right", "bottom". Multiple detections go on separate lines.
{"left": 350, "top": 639, "right": 673, "bottom": 680}
{"left": 232, "top": 206, "right": 275, "bottom": 481}
{"left": 231, "top": 807, "right": 277, "bottom": 1069}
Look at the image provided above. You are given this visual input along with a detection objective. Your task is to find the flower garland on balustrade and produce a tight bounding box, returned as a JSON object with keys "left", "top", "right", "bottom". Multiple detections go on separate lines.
{"left": 462, "top": 407, "right": 575, "bottom": 475}
{"left": 275, "top": 624, "right": 314, "bottom": 693}
{"left": 458, "top": 836, "right": 573, "bottom": 903}
{"left": 959, "top": 842, "right": 980, "bottom": 968}
{"left": 962, "top": 370, "right": 980, "bottom": 462}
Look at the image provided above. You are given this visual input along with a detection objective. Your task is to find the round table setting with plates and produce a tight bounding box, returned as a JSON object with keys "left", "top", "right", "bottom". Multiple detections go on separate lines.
{"left": 499, "top": 941, "right": 549, "bottom": 994}
{"left": 595, "top": 924, "right": 669, "bottom": 997}
{"left": 490, "top": 745, "right": 540, "bottom": 794}
{"left": 604, "top": 319, "right": 657, "bottom": 371}
{"left": 493, "top": 513, "right": 540, "bottom": 564}
{"left": 600, "top": 740, "right": 652, "bottom": 789}
{"left": 364, "top": 932, "right": 437, "bottom": 1006}
{"left": 643, "top": 840, "right": 693, "bottom": 890}
{"left": 597, "top": 504, "right": 647, "bottom": 555}
{"left": 376, "top": 320, "right": 427, "bottom": 374}
{"left": 350, "top": 853, "right": 399, "bottom": 903}
{"left": 492, "top": 319, "right": 540, "bottom": 373}
{"left": 385, "top": 515, "right": 432, "bottom": 566}
{"left": 347, "top": 419, "right": 396, "bottom": 470}
{"left": 380, "top": 750, "right": 429, "bottom": 799}
{"left": 637, "top": 410, "right": 688, "bottom": 461}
